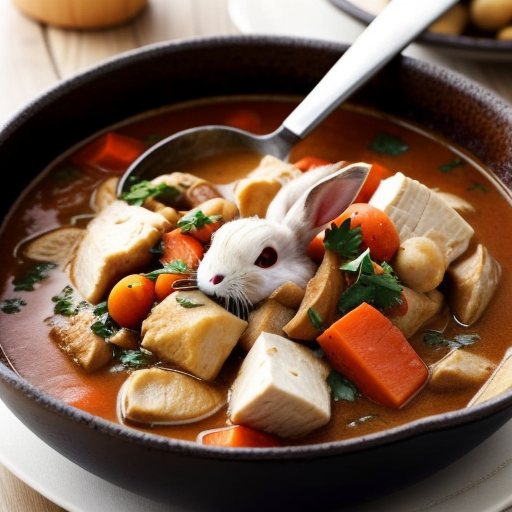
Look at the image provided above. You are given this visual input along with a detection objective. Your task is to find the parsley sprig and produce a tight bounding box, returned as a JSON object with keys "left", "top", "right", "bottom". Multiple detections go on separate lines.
{"left": 120, "top": 180, "right": 179, "bottom": 206}
{"left": 423, "top": 329, "right": 480, "bottom": 349}
{"left": 338, "top": 249, "right": 402, "bottom": 315}
{"left": 323, "top": 219, "right": 362, "bottom": 260}
{"left": 177, "top": 210, "right": 222, "bottom": 233}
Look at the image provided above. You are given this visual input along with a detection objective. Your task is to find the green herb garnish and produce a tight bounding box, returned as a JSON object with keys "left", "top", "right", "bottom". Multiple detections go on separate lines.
{"left": 144, "top": 260, "right": 191, "bottom": 280}
{"left": 177, "top": 211, "right": 222, "bottom": 233}
{"left": 118, "top": 349, "right": 155, "bottom": 368}
{"left": 423, "top": 329, "right": 480, "bottom": 349}
{"left": 439, "top": 158, "right": 464, "bottom": 173}
{"left": 176, "top": 296, "right": 204, "bottom": 308}
{"left": 323, "top": 219, "right": 362, "bottom": 260}
{"left": 13, "top": 262, "right": 57, "bottom": 291}
{"left": 327, "top": 371, "right": 360, "bottom": 402}
{"left": 308, "top": 308, "right": 324, "bottom": 330}
{"left": 338, "top": 249, "right": 402, "bottom": 315}
{"left": 120, "top": 180, "right": 179, "bottom": 206}
{"left": 90, "top": 301, "right": 117, "bottom": 339}
{"left": 1, "top": 298, "right": 27, "bottom": 314}
{"left": 368, "top": 133, "right": 409, "bottom": 156}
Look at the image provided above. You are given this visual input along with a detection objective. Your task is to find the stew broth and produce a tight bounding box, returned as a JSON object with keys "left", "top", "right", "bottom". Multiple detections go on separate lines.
{"left": 1, "top": 97, "right": 511, "bottom": 445}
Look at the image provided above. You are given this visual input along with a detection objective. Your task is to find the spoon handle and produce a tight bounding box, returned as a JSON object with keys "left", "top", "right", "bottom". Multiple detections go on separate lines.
{"left": 282, "top": 0, "right": 458, "bottom": 139}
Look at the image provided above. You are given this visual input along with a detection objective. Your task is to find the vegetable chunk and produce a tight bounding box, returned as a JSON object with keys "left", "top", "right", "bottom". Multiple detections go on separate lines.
{"left": 141, "top": 290, "right": 247, "bottom": 381}
{"left": 229, "top": 332, "right": 331, "bottom": 438}
{"left": 122, "top": 368, "right": 225, "bottom": 425}
{"left": 199, "top": 425, "right": 281, "bottom": 448}
{"left": 317, "top": 302, "right": 428, "bottom": 408}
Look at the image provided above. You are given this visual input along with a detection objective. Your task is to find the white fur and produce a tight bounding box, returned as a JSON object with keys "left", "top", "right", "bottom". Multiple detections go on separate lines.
{"left": 196, "top": 162, "right": 370, "bottom": 313}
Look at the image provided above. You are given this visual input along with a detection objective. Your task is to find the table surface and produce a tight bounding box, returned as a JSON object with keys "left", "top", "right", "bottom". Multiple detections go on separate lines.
{"left": 1, "top": 0, "right": 512, "bottom": 510}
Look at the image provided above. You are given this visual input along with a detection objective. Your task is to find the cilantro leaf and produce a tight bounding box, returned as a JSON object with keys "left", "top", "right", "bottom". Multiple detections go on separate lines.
{"left": 423, "top": 329, "right": 480, "bottom": 349}
{"left": 327, "top": 371, "right": 360, "bottom": 402}
{"left": 177, "top": 211, "right": 222, "bottom": 233}
{"left": 338, "top": 249, "right": 402, "bottom": 314}
{"left": 323, "top": 219, "right": 362, "bottom": 260}
{"left": 120, "top": 180, "right": 179, "bottom": 206}
{"left": 13, "top": 262, "right": 57, "bottom": 291}
{"left": 144, "top": 260, "right": 192, "bottom": 280}
{"left": 117, "top": 349, "right": 155, "bottom": 368}
{"left": 176, "top": 296, "right": 204, "bottom": 308}
{"left": 1, "top": 298, "right": 27, "bottom": 314}
{"left": 439, "top": 157, "right": 465, "bottom": 173}
{"left": 308, "top": 308, "right": 324, "bottom": 330}
{"left": 368, "top": 132, "right": 409, "bottom": 156}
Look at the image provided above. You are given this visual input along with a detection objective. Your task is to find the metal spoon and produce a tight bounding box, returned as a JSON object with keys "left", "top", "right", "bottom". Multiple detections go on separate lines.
{"left": 117, "top": 0, "right": 457, "bottom": 194}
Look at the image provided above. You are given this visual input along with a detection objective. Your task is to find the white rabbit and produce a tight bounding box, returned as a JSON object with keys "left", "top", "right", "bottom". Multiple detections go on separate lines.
{"left": 196, "top": 161, "right": 370, "bottom": 318}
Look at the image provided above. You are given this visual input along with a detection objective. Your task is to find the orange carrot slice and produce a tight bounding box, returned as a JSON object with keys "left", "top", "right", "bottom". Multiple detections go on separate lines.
{"left": 317, "top": 302, "right": 428, "bottom": 408}
{"left": 200, "top": 425, "right": 281, "bottom": 448}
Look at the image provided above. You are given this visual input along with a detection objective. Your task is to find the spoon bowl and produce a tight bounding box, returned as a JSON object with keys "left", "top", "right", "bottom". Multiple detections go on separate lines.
{"left": 117, "top": 0, "right": 457, "bottom": 195}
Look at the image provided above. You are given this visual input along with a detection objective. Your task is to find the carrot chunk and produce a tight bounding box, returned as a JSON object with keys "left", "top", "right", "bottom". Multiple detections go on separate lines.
{"left": 200, "top": 425, "right": 281, "bottom": 448}
{"left": 354, "top": 161, "right": 394, "bottom": 203}
{"left": 71, "top": 131, "right": 146, "bottom": 173}
{"left": 293, "top": 155, "right": 332, "bottom": 171}
{"left": 317, "top": 302, "right": 428, "bottom": 408}
{"left": 159, "top": 228, "right": 204, "bottom": 270}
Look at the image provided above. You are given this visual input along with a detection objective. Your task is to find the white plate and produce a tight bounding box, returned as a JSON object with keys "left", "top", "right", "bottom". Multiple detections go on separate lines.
{"left": 228, "top": 0, "right": 512, "bottom": 62}
{"left": 2, "top": 396, "right": 512, "bottom": 512}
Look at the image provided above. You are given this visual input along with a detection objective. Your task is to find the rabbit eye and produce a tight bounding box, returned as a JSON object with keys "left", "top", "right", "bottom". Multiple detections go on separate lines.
{"left": 255, "top": 247, "right": 277, "bottom": 268}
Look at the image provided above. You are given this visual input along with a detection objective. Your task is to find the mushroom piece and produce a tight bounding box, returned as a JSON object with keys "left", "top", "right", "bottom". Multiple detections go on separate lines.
{"left": 121, "top": 367, "right": 225, "bottom": 425}
{"left": 283, "top": 250, "right": 344, "bottom": 341}
{"left": 429, "top": 349, "right": 496, "bottom": 392}
{"left": 447, "top": 243, "right": 501, "bottom": 326}
{"left": 23, "top": 227, "right": 85, "bottom": 265}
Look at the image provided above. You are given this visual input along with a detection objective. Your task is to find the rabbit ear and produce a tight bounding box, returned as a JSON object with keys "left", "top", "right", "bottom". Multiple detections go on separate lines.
{"left": 270, "top": 162, "right": 371, "bottom": 248}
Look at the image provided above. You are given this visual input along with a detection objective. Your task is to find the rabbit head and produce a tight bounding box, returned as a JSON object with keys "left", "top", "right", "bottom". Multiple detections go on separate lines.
{"left": 196, "top": 161, "right": 370, "bottom": 318}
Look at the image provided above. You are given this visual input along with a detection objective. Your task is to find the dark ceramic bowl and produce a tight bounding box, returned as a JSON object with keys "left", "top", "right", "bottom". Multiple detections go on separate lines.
{"left": 1, "top": 36, "right": 512, "bottom": 512}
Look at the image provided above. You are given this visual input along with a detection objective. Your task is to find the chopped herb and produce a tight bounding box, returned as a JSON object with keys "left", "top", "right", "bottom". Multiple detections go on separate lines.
{"left": 144, "top": 260, "right": 192, "bottom": 280}
{"left": 347, "top": 415, "right": 377, "bottom": 427}
{"left": 467, "top": 182, "right": 488, "bottom": 193}
{"left": 52, "top": 165, "right": 83, "bottom": 183}
{"left": 423, "top": 329, "right": 480, "bottom": 349}
{"left": 368, "top": 133, "right": 409, "bottom": 156}
{"left": 90, "top": 301, "right": 117, "bottom": 340}
{"left": 439, "top": 158, "right": 464, "bottom": 173}
{"left": 177, "top": 211, "right": 222, "bottom": 233}
{"left": 52, "top": 286, "right": 78, "bottom": 316}
{"left": 323, "top": 219, "right": 362, "bottom": 260}
{"left": 120, "top": 180, "right": 179, "bottom": 206}
{"left": 327, "top": 371, "right": 360, "bottom": 402}
{"left": 338, "top": 249, "right": 402, "bottom": 315}
{"left": 1, "top": 298, "right": 27, "bottom": 314}
{"left": 13, "top": 262, "right": 57, "bottom": 291}
{"left": 118, "top": 349, "right": 155, "bottom": 368}
{"left": 308, "top": 308, "right": 324, "bottom": 330}
{"left": 176, "top": 296, "right": 204, "bottom": 308}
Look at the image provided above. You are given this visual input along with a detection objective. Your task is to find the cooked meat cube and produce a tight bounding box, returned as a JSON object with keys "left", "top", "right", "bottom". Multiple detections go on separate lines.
{"left": 229, "top": 332, "right": 331, "bottom": 439}
{"left": 121, "top": 368, "right": 225, "bottom": 425}
{"left": 50, "top": 309, "right": 112, "bottom": 372}
{"left": 429, "top": 349, "right": 495, "bottom": 392}
{"left": 141, "top": 290, "right": 247, "bottom": 381}
{"left": 69, "top": 200, "right": 171, "bottom": 303}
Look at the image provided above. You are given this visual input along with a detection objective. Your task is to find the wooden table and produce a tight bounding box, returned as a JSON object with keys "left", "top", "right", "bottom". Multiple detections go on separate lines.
{"left": 1, "top": 0, "right": 512, "bottom": 510}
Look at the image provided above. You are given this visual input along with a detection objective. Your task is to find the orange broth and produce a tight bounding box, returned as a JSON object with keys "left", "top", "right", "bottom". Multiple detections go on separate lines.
{"left": 1, "top": 97, "right": 511, "bottom": 445}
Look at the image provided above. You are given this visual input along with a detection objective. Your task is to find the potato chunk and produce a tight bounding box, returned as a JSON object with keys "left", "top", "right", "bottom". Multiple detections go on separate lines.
{"left": 447, "top": 243, "right": 501, "bottom": 326}
{"left": 284, "top": 250, "right": 344, "bottom": 340}
{"left": 229, "top": 332, "right": 331, "bottom": 439}
{"left": 141, "top": 290, "right": 247, "bottom": 381}
{"left": 121, "top": 368, "right": 225, "bottom": 425}
{"left": 50, "top": 309, "right": 112, "bottom": 372}
{"left": 429, "top": 349, "right": 495, "bottom": 392}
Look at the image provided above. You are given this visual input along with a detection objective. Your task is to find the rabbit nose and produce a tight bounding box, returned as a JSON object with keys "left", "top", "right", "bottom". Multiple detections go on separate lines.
{"left": 210, "top": 274, "right": 224, "bottom": 285}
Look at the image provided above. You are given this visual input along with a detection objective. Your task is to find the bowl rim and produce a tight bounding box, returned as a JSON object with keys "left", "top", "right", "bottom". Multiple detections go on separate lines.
{"left": 2, "top": 34, "right": 512, "bottom": 461}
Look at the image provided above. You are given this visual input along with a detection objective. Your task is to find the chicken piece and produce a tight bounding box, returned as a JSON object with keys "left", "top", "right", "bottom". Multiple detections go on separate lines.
{"left": 23, "top": 227, "right": 85, "bottom": 265}
{"left": 229, "top": 332, "right": 331, "bottom": 438}
{"left": 429, "top": 349, "right": 495, "bottom": 392}
{"left": 233, "top": 155, "right": 302, "bottom": 217}
{"left": 141, "top": 290, "right": 247, "bottom": 381}
{"left": 121, "top": 368, "right": 225, "bottom": 425}
{"left": 469, "top": 347, "right": 512, "bottom": 406}
{"left": 447, "top": 243, "right": 501, "bottom": 326}
{"left": 284, "top": 250, "right": 344, "bottom": 341}
{"left": 50, "top": 309, "right": 112, "bottom": 372}
{"left": 369, "top": 172, "right": 474, "bottom": 263}
{"left": 390, "top": 287, "right": 444, "bottom": 339}
{"left": 69, "top": 200, "right": 171, "bottom": 303}
{"left": 239, "top": 299, "right": 296, "bottom": 352}
{"left": 92, "top": 176, "right": 118, "bottom": 211}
